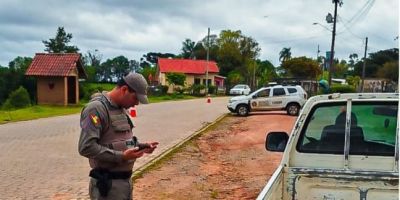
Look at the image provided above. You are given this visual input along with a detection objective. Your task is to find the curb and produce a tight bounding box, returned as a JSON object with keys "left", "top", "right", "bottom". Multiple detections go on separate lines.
{"left": 131, "top": 113, "right": 228, "bottom": 179}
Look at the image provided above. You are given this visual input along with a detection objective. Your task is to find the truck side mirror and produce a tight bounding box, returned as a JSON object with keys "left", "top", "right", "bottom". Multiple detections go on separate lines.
{"left": 265, "top": 132, "right": 289, "bottom": 152}
{"left": 252, "top": 95, "right": 257, "bottom": 99}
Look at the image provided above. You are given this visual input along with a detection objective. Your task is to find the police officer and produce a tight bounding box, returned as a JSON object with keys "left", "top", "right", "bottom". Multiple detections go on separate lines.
{"left": 79, "top": 73, "right": 158, "bottom": 200}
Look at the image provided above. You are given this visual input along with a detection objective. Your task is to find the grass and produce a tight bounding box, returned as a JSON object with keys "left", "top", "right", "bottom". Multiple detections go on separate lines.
{"left": 0, "top": 105, "right": 84, "bottom": 124}
{"left": 148, "top": 94, "right": 199, "bottom": 103}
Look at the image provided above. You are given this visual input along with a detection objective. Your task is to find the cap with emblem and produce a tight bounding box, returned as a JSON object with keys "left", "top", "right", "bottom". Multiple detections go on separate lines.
{"left": 123, "top": 73, "right": 149, "bottom": 104}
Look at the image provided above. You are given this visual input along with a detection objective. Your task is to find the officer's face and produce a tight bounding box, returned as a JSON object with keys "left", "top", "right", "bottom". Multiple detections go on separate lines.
{"left": 121, "top": 86, "right": 139, "bottom": 108}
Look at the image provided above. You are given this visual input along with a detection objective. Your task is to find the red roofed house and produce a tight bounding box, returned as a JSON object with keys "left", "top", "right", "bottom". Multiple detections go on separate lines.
{"left": 25, "top": 53, "right": 87, "bottom": 105}
{"left": 157, "top": 58, "right": 225, "bottom": 93}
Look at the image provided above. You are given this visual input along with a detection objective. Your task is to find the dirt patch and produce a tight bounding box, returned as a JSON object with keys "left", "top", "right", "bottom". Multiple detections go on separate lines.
{"left": 133, "top": 112, "right": 296, "bottom": 200}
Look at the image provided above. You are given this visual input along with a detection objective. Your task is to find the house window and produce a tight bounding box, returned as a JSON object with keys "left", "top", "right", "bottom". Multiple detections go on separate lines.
{"left": 194, "top": 78, "right": 201, "bottom": 85}
{"left": 202, "top": 79, "right": 211, "bottom": 85}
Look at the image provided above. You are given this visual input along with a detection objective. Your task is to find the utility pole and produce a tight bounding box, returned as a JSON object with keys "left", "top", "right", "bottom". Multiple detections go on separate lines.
{"left": 328, "top": 0, "right": 342, "bottom": 86}
{"left": 205, "top": 28, "right": 210, "bottom": 95}
{"left": 361, "top": 37, "right": 368, "bottom": 92}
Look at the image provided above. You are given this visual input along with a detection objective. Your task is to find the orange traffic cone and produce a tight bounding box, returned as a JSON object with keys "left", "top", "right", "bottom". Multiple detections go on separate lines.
{"left": 130, "top": 107, "right": 137, "bottom": 117}
{"left": 207, "top": 95, "right": 211, "bottom": 103}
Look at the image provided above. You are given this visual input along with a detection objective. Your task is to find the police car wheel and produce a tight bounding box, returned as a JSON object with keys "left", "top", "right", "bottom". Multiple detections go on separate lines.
{"left": 287, "top": 104, "right": 300, "bottom": 116}
{"left": 237, "top": 105, "right": 249, "bottom": 116}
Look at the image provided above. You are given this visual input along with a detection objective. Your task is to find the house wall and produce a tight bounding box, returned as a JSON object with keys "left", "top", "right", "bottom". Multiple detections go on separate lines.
{"left": 37, "top": 76, "right": 66, "bottom": 105}
{"left": 160, "top": 72, "right": 218, "bottom": 93}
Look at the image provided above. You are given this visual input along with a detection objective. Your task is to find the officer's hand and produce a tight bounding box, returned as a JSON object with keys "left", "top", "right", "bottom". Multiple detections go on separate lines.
{"left": 122, "top": 147, "right": 144, "bottom": 160}
{"left": 143, "top": 142, "right": 159, "bottom": 154}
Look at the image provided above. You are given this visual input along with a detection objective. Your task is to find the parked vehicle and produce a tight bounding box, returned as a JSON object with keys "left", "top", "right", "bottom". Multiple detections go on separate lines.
{"left": 229, "top": 84, "right": 251, "bottom": 95}
{"left": 227, "top": 85, "right": 307, "bottom": 116}
{"left": 257, "top": 93, "right": 399, "bottom": 200}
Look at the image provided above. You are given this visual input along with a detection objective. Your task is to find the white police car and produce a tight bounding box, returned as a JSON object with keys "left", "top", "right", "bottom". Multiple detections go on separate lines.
{"left": 227, "top": 85, "right": 307, "bottom": 116}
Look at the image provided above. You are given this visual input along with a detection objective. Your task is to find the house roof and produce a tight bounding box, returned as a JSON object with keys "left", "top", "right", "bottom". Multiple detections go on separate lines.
{"left": 158, "top": 58, "right": 219, "bottom": 74}
{"left": 26, "top": 53, "right": 86, "bottom": 78}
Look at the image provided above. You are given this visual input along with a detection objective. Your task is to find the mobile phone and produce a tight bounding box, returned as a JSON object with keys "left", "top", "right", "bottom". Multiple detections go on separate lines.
{"left": 137, "top": 143, "right": 151, "bottom": 151}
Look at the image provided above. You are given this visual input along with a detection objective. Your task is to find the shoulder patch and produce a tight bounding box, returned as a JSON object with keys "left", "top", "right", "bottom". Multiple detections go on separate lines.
{"left": 90, "top": 113, "right": 100, "bottom": 125}
{"left": 81, "top": 109, "right": 102, "bottom": 130}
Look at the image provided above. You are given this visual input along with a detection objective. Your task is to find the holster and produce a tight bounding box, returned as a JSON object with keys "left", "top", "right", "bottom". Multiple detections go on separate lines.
{"left": 89, "top": 168, "right": 112, "bottom": 197}
{"left": 89, "top": 168, "right": 133, "bottom": 197}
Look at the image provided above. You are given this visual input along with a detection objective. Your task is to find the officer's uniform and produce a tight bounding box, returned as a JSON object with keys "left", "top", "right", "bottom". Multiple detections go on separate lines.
{"left": 79, "top": 73, "right": 149, "bottom": 200}
{"left": 79, "top": 92, "right": 138, "bottom": 200}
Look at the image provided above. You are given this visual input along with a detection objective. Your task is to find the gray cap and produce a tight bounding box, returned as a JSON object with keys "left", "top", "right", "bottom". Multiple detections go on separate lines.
{"left": 123, "top": 73, "right": 149, "bottom": 104}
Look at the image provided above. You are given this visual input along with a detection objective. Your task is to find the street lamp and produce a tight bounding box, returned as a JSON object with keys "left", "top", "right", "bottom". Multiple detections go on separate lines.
{"left": 312, "top": 22, "right": 332, "bottom": 33}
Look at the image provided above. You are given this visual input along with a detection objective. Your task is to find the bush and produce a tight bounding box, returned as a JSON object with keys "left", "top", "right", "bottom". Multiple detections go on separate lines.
{"left": 174, "top": 87, "right": 185, "bottom": 94}
{"left": 188, "top": 84, "right": 206, "bottom": 96}
{"left": 330, "top": 85, "right": 356, "bottom": 93}
{"left": 208, "top": 85, "right": 217, "bottom": 94}
{"left": 159, "top": 85, "right": 169, "bottom": 95}
{"left": 80, "top": 82, "right": 115, "bottom": 100}
{"left": 2, "top": 86, "right": 31, "bottom": 110}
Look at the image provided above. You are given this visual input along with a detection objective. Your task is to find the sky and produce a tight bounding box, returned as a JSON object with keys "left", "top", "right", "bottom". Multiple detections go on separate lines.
{"left": 0, "top": 0, "right": 398, "bottom": 67}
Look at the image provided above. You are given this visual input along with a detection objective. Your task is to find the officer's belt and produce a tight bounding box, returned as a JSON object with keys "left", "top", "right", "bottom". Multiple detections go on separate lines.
{"left": 90, "top": 168, "right": 132, "bottom": 180}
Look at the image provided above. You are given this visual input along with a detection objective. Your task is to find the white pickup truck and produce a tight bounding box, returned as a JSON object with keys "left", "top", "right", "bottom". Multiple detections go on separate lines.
{"left": 257, "top": 93, "right": 399, "bottom": 200}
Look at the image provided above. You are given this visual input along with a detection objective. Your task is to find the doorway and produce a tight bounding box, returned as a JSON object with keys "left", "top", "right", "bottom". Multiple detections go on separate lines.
{"left": 67, "top": 76, "right": 76, "bottom": 104}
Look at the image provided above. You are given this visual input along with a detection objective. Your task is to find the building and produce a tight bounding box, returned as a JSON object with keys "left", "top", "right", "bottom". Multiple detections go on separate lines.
{"left": 25, "top": 53, "right": 86, "bottom": 105}
{"left": 156, "top": 58, "right": 225, "bottom": 93}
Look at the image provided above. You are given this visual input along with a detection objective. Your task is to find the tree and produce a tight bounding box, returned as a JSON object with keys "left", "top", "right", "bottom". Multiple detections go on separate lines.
{"left": 166, "top": 73, "right": 186, "bottom": 92}
{"left": 216, "top": 30, "right": 261, "bottom": 79}
{"left": 279, "top": 47, "right": 292, "bottom": 63}
{"left": 334, "top": 59, "right": 348, "bottom": 78}
{"left": 353, "top": 48, "right": 398, "bottom": 77}
{"left": 180, "top": 39, "right": 196, "bottom": 59}
{"left": 256, "top": 59, "right": 277, "bottom": 87}
{"left": 227, "top": 70, "right": 244, "bottom": 86}
{"left": 281, "top": 57, "right": 321, "bottom": 79}
{"left": 140, "top": 52, "right": 176, "bottom": 68}
{"left": 377, "top": 61, "right": 399, "bottom": 82}
{"left": 0, "top": 57, "right": 36, "bottom": 105}
{"left": 99, "top": 56, "right": 131, "bottom": 82}
{"left": 42, "top": 27, "right": 79, "bottom": 53}
{"left": 348, "top": 53, "right": 359, "bottom": 73}
{"left": 2, "top": 86, "right": 31, "bottom": 110}
{"left": 346, "top": 75, "right": 361, "bottom": 89}
{"left": 84, "top": 49, "right": 102, "bottom": 67}
{"left": 140, "top": 66, "right": 156, "bottom": 85}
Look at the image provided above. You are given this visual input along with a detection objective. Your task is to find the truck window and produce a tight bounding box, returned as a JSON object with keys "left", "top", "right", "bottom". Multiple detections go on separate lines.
{"left": 272, "top": 88, "right": 285, "bottom": 96}
{"left": 297, "top": 102, "right": 397, "bottom": 156}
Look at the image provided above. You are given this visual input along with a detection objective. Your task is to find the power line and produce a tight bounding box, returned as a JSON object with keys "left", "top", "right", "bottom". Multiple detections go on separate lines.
{"left": 344, "top": 0, "right": 375, "bottom": 27}
{"left": 262, "top": 34, "right": 329, "bottom": 45}
{"left": 337, "top": 16, "right": 364, "bottom": 39}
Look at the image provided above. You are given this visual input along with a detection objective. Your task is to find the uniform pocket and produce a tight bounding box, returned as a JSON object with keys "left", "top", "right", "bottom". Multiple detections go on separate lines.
{"left": 110, "top": 114, "right": 131, "bottom": 132}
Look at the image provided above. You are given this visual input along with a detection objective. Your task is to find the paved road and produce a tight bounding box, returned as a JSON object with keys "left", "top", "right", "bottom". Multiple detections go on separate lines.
{"left": 0, "top": 97, "right": 229, "bottom": 199}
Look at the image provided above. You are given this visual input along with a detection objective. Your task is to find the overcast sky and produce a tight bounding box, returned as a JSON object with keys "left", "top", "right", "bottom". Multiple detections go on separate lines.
{"left": 0, "top": 0, "right": 398, "bottom": 67}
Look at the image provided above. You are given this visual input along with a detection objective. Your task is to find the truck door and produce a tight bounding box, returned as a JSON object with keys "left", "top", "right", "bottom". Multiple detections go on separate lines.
{"left": 250, "top": 88, "right": 270, "bottom": 110}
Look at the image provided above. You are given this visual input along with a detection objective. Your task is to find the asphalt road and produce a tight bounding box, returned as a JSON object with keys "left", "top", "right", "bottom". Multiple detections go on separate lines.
{"left": 0, "top": 96, "right": 229, "bottom": 199}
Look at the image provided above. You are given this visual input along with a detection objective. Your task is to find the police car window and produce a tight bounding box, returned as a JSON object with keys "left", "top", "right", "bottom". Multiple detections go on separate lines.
{"left": 287, "top": 88, "right": 297, "bottom": 93}
{"left": 257, "top": 89, "right": 269, "bottom": 97}
{"left": 273, "top": 88, "right": 285, "bottom": 96}
{"left": 296, "top": 102, "right": 397, "bottom": 156}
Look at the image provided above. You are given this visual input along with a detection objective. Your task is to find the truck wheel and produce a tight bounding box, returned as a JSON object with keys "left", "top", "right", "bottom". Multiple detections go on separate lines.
{"left": 236, "top": 105, "right": 249, "bottom": 116}
{"left": 287, "top": 103, "right": 300, "bottom": 116}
